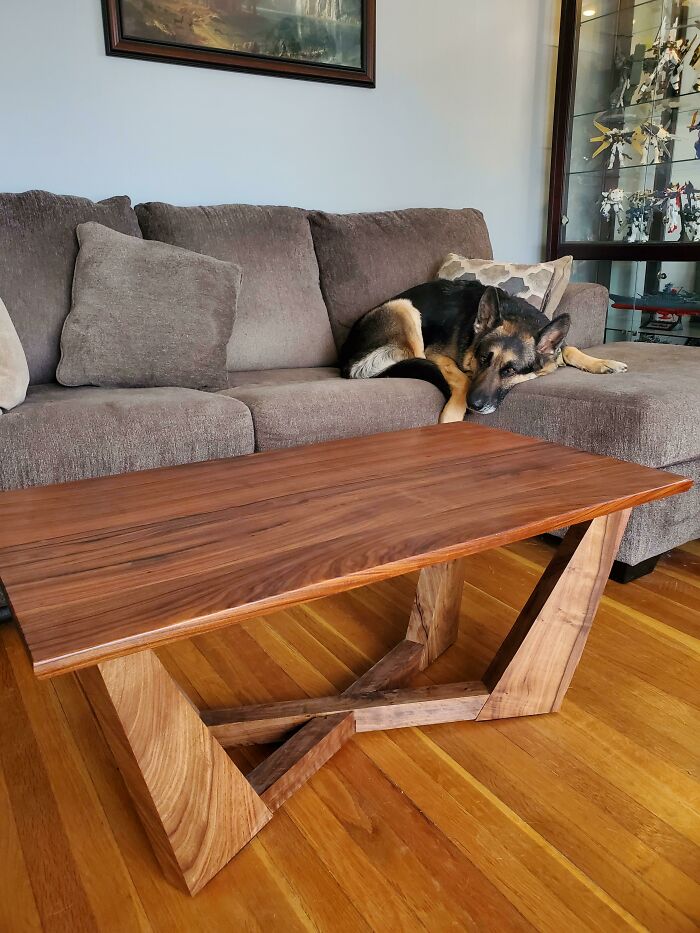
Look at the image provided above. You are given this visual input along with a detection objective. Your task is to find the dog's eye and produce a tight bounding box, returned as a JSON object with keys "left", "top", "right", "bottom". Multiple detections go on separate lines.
{"left": 501, "top": 365, "right": 515, "bottom": 377}
{"left": 479, "top": 352, "right": 493, "bottom": 366}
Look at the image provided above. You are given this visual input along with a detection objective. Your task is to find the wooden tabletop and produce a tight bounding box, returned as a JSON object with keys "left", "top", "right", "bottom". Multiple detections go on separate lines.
{"left": 0, "top": 424, "right": 691, "bottom": 678}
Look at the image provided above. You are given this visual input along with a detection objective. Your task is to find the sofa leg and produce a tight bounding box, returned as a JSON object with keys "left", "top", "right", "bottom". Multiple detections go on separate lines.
{"left": 609, "top": 554, "right": 661, "bottom": 584}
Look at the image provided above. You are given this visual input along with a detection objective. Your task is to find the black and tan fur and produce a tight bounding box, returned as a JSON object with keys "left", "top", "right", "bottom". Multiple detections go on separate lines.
{"left": 340, "top": 280, "right": 627, "bottom": 423}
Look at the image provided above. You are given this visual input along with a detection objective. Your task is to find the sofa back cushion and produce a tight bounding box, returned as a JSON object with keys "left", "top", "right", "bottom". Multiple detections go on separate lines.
{"left": 0, "top": 190, "right": 142, "bottom": 384}
{"left": 309, "top": 208, "right": 493, "bottom": 348}
{"left": 136, "top": 202, "right": 337, "bottom": 371}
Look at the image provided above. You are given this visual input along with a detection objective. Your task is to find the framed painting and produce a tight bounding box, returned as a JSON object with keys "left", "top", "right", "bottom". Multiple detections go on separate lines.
{"left": 102, "top": 0, "right": 376, "bottom": 86}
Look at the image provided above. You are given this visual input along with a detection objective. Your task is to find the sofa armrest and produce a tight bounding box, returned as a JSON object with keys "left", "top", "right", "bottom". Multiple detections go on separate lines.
{"left": 556, "top": 282, "right": 608, "bottom": 349}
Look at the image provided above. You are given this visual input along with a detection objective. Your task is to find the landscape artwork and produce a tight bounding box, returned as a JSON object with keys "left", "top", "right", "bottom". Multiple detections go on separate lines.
{"left": 104, "top": 0, "right": 375, "bottom": 85}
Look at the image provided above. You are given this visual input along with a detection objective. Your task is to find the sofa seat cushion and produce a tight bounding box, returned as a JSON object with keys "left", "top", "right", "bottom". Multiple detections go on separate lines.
{"left": 0, "top": 384, "right": 254, "bottom": 490}
{"left": 469, "top": 342, "right": 700, "bottom": 468}
{"left": 309, "top": 208, "right": 493, "bottom": 349}
{"left": 0, "top": 190, "right": 142, "bottom": 385}
{"left": 228, "top": 367, "right": 340, "bottom": 388}
{"left": 222, "top": 369, "right": 445, "bottom": 450}
{"left": 135, "top": 202, "right": 337, "bottom": 371}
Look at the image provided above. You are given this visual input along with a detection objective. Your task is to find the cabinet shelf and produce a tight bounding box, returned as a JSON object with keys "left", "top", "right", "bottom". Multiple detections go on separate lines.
{"left": 555, "top": 241, "right": 699, "bottom": 260}
{"left": 568, "top": 156, "right": 700, "bottom": 176}
{"left": 573, "top": 87, "right": 700, "bottom": 119}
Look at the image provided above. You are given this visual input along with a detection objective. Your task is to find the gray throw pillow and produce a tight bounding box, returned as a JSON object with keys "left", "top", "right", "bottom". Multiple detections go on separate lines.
{"left": 58, "top": 223, "right": 240, "bottom": 390}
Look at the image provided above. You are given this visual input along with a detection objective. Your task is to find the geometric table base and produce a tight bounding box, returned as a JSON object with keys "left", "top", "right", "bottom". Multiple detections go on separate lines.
{"left": 78, "top": 510, "right": 630, "bottom": 895}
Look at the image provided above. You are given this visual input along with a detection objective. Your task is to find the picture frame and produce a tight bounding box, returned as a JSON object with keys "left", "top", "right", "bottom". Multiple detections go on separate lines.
{"left": 102, "top": 0, "right": 376, "bottom": 87}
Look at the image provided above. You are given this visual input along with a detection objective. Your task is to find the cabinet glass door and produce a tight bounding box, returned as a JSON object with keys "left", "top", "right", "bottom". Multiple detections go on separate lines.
{"left": 552, "top": 0, "right": 700, "bottom": 345}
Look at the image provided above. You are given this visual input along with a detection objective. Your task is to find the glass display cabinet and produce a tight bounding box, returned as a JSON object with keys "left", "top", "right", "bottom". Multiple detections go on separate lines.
{"left": 548, "top": 0, "right": 700, "bottom": 345}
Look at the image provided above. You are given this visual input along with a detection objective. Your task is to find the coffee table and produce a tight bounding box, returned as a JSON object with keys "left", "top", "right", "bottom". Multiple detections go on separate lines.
{"left": 0, "top": 424, "right": 690, "bottom": 895}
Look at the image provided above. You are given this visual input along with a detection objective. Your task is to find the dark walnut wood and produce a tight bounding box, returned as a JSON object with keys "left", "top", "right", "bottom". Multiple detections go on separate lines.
{"left": 0, "top": 423, "right": 690, "bottom": 679}
{"left": 248, "top": 713, "right": 357, "bottom": 812}
{"left": 205, "top": 681, "right": 491, "bottom": 748}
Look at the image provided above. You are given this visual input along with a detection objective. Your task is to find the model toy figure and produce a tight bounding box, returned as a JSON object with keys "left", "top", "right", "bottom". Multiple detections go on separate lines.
{"left": 680, "top": 181, "right": 700, "bottom": 241}
{"left": 610, "top": 283, "right": 700, "bottom": 315}
{"left": 590, "top": 121, "right": 634, "bottom": 168}
{"left": 654, "top": 183, "right": 683, "bottom": 235}
{"left": 637, "top": 120, "right": 677, "bottom": 163}
{"left": 689, "top": 110, "right": 700, "bottom": 159}
{"left": 610, "top": 48, "right": 633, "bottom": 109}
{"left": 600, "top": 188, "right": 625, "bottom": 230}
{"left": 631, "top": 17, "right": 694, "bottom": 101}
{"left": 626, "top": 190, "right": 654, "bottom": 243}
{"left": 691, "top": 41, "right": 700, "bottom": 90}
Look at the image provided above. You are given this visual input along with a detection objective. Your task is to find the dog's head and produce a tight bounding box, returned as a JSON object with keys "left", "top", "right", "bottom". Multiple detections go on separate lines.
{"left": 466, "top": 286, "right": 570, "bottom": 415}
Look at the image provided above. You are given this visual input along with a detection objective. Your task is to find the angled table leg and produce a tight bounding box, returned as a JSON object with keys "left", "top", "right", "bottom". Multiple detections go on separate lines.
{"left": 406, "top": 558, "right": 467, "bottom": 669}
{"left": 78, "top": 650, "right": 271, "bottom": 895}
{"left": 477, "top": 510, "right": 631, "bottom": 721}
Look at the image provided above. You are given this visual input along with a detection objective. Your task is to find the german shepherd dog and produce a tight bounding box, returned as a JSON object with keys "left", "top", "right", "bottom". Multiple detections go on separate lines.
{"left": 340, "top": 280, "right": 627, "bottom": 424}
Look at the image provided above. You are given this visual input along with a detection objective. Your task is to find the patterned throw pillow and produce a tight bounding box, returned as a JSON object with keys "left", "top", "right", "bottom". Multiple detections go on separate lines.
{"left": 437, "top": 254, "right": 573, "bottom": 315}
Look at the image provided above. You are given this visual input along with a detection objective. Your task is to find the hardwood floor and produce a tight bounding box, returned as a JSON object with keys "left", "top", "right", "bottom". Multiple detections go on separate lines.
{"left": 0, "top": 537, "right": 698, "bottom": 932}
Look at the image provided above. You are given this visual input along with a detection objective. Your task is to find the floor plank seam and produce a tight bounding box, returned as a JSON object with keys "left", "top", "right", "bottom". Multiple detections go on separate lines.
{"left": 401, "top": 729, "right": 648, "bottom": 931}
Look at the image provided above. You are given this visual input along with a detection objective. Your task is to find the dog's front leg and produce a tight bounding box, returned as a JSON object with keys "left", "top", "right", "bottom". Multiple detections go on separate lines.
{"left": 426, "top": 352, "right": 470, "bottom": 424}
{"left": 562, "top": 346, "right": 628, "bottom": 374}
{"left": 536, "top": 359, "right": 561, "bottom": 378}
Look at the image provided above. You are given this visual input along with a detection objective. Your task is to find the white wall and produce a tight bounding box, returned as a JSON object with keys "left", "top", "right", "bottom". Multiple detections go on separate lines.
{"left": 0, "top": 0, "right": 559, "bottom": 261}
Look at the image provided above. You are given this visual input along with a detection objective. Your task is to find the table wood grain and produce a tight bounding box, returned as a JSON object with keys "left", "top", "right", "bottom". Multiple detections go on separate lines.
{"left": 0, "top": 424, "right": 690, "bottom": 678}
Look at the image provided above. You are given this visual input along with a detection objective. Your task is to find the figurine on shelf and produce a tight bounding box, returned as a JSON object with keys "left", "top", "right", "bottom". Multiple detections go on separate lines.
{"left": 689, "top": 110, "right": 700, "bottom": 159}
{"left": 610, "top": 284, "right": 700, "bottom": 315}
{"left": 637, "top": 120, "right": 677, "bottom": 163}
{"left": 691, "top": 41, "right": 700, "bottom": 91}
{"left": 600, "top": 188, "right": 625, "bottom": 230}
{"left": 626, "top": 190, "right": 654, "bottom": 243}
{"left": 590, "top": 120, "right": 634, "bottom": 169}
{"left": 654, "top": 183, "right": 684, "bottom": 235}
{"left": 610, "top": 47, "right": 633, "bottom": 110}
{"left": 680, "top": 181, "right": 700, "bottom": 241}
{"left": 632, "top": 17, "right": 695, "bottom": 101}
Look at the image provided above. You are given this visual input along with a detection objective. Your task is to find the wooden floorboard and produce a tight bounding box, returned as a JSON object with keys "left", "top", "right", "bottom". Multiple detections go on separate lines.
{"left": 1, "top": 538, "right": 698, "bottom": 932}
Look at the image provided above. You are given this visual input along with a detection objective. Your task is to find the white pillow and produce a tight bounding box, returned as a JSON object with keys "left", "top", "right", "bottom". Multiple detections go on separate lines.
{"left": 0, "top": 297, "right": 29, "bottom": 411}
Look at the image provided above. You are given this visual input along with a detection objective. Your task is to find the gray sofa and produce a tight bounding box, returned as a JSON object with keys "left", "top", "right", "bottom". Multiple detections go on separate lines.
{"left": 1, "top": 190, "right": 697, "bottom": 580}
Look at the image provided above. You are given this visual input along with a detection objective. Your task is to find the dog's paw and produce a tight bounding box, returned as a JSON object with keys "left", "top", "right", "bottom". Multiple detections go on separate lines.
{"left": 600, "top": 359, "right": 628, "bottom": 374}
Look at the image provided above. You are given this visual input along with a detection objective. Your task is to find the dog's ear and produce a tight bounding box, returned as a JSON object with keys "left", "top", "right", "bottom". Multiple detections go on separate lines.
{"left": 475, "top": 286, "right": 501, "bottom": 333}
{"left": 536, "top": 313, "right": 570, "bottom": 357}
